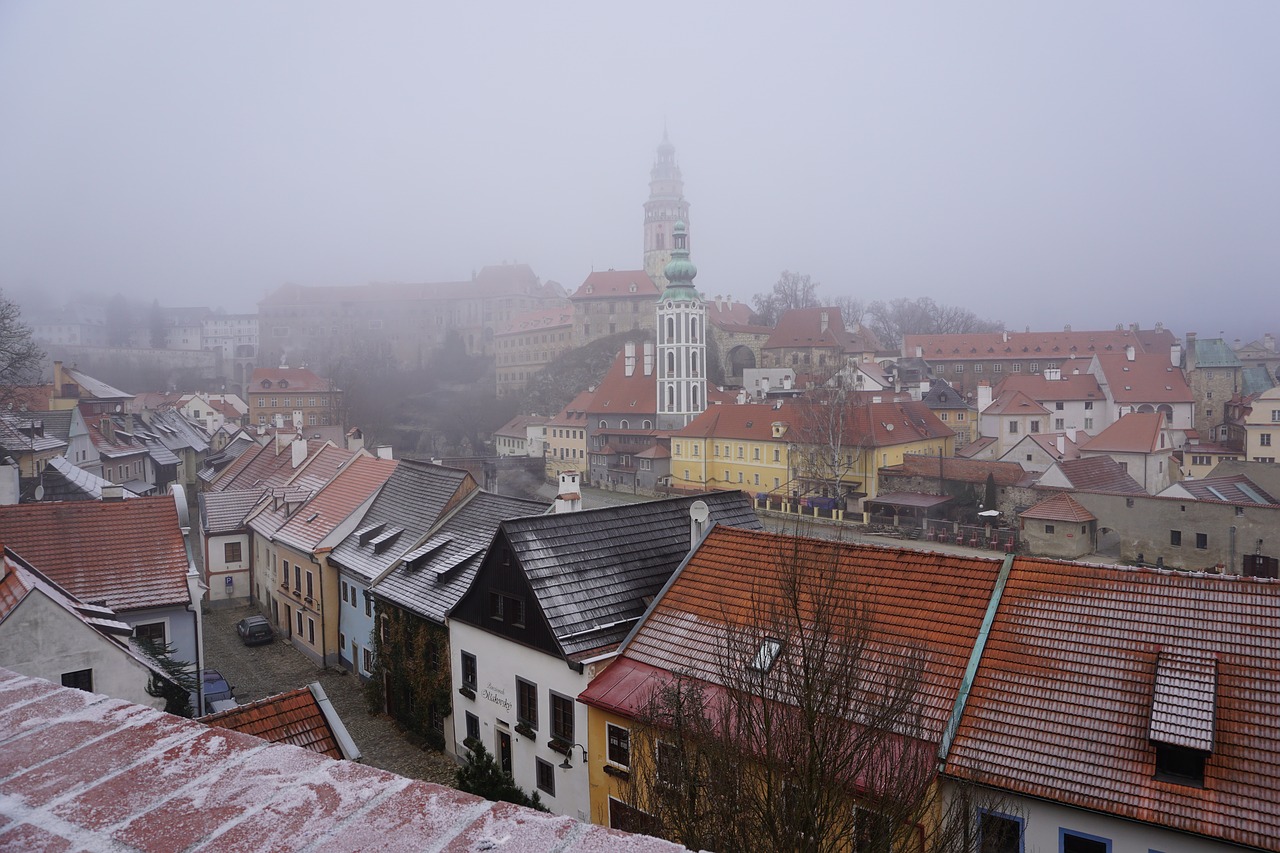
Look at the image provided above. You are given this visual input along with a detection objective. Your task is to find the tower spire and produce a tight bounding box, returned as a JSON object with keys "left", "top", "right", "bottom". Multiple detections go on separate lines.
{"left": 643, "top": 130, "right": 689, "bottom": 287}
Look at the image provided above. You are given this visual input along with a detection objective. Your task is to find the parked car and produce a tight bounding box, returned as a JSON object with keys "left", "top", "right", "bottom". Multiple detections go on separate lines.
{"left": 200, "top": 669, "right": 235, "bottom": 716}
{"left": 236, "top": 615, "right": 275, "bottom": 646}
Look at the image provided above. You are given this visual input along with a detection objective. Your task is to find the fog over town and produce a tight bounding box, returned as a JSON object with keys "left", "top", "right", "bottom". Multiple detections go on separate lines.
{"left": 2, "top": 1, "right": 1277, "bottom": 338}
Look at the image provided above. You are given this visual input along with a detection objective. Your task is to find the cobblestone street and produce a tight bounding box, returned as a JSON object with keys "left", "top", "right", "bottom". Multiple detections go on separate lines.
{"left": 202, "top": 604, "right": 458, "bottom": 785}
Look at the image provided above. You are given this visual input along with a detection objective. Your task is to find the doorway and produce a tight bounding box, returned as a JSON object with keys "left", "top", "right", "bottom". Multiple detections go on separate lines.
{"left": 497, "top": 730, "right": 513, "bottom": 775}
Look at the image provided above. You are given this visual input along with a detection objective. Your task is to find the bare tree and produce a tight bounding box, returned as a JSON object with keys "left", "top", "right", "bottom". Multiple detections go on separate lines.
{"left": 0, "top": 290, "right": 46, "bottom": 409}
{"left": 788, "top": 387, "right": 875, "bottom": 510}
{"left": 623, "top": 535, "right": 1002, "bottom": 852}
{"left": 751, "top": 271, "right": 821, "bottom": 326}
{"left": 865, "top": 297, "right": 1002, "bottom": 352}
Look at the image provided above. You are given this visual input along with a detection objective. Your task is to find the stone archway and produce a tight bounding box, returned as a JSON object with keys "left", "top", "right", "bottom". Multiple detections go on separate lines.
{"left": 725, "top": 345, "right": 757, "bottom": 383}
{"left": 1096, "top": 526, "right": 1121, "bottom": 557}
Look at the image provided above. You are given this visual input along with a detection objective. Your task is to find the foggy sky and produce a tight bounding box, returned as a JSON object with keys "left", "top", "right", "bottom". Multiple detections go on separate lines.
{"left": 1, "top": 2, "right": 1277, "bottom": 340}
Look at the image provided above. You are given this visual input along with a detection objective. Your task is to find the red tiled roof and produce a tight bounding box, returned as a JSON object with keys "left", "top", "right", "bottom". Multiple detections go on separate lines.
{"left": 201, "top": 685, "right": 347, "bottom": 759}
{"left": 586, "top": 351, "right": 658, "bottom": 415}
{"left": 763, "top": 307, "right": 879, "bottom": 353}
{"left": 0, "top": 667, "right": 681, "bottom": 852}
{"left": 494, "top": 414, "right": 550, "bottom": 437}
{"left": 598, "top": 526, "right": 1004, "bottom": 743}
{"left": 946, "top": 561, "right": 1280, "bottom": 850}
{"left": 0, "top": 497, "right": 191, "bottom": 612}
{"left": 1092, "top": 351, "right": 1193, "bottom": 404}
{"left": 994, "top": 372, "right": 1104, "bottom": 402}
{"left": 274, "top": 455, "right": 398, "bottom": 554}
{"left": 982, "top": 389, "right": 1050, "bottom": 417}
{"left": 495, "top": 305, "right": 573, "bottom": 336}
{"left": 704, "top": 300, "right": 757, "bottom": 330}
{"left": 891, "top": 453, "right": 1032, "bottom": 486}
{"left": 248, "top": 367, "right": 338, "bottom": 394}
{"left": 1019, "top": 492, "right": 1096, "bottom": 522}
{"left": 546, "top": 390, "right": 594, "bottom": 427}
{"left": 1079, "top": 411, "right": 1169, "bottom": 454}
{"left": 568, "top": 269, "right": 659, "bottom": 299}
{"left": 906, "top": 328, "right": 1155, "bottom": 361}
{"left": 955, "top": 435, "right": 996, "bottom": 458}
{"left": 210, "top": 439, "right": 332, "bottom": 493}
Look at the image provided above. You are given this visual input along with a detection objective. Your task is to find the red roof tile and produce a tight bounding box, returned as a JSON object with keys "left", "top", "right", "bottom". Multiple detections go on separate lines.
{"left": 946, "top": 561, "right": 1280, "bottom": 850}
{"left": 763, "top": 306, "right": 879, "bottom": 353}
{"left": 201, "top": 685, "right": 349, "bottom": 759}
{"left": 0, "top": 497, "right": 191, "bottom": 612}
{"left": 981, "top": 389, "right": 1050, "bottom": 417}
{"left": 889, "top": 453, "right": 1033, "bottom": 487}
{"left": 248, "top": 367, "right": 339, "bottom": 394}
{"left": 906, "top": 328, "right": 1156, "bottom": 361}
{"left": 1079, "top": 411, "right": 1169, "bottom": 454}
{"left": 1092, "top": 351, "right": 1193, "bottom": 404}
{"left": 586, "top": 351, "right": 658, "bottom": 415}
{"left": 569, "top": 269, "right": 659, "bottom": 299}
{"left": 593, "top": 526, "right": 1004, "bottom": 743}
{"left": 1019, "top": 492, "right": 1096, "bottom": 522}
{"left": 1046, "top": 455, "right": 1146, "bottom": 494}
{"left": 993, "top": 372, "right": 1105, "bottom": 402}
{"left": 677, "top": 398, "right": 951, "bottom": 448}
{"left": 0, "top": 667, "right": 681, "bottom": 852}
{"left": 274, "top": 455, "right": 398, "bottom": 553}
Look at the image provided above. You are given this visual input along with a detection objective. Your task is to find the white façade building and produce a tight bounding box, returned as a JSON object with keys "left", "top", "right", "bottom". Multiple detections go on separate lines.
{"left": 448, "top": 491, "right": 761, "bottom": 820}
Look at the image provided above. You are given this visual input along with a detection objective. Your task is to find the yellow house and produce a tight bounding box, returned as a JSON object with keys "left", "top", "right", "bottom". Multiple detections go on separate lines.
{"left": 1242, "top": 385, "right": 1280, "bottom": 463}
{"left": 259, "top": 454, "right": 397, "bottom": 668}
{"left": 669, "top": 396, "right": 954, "bottom": 510}
{"left": 544, "top": 389, "right": 593, "bottom": 480}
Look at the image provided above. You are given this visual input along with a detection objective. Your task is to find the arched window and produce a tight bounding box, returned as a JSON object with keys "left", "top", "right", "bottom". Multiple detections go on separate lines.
{"left": 620, "top": 419, "right": 629, "bottom": 430}
{"left": 666, "top": 317, "right": 675, "bottom": 341}
{"left": 691, "top": 352, "right": 699, "bottom": 376}
{"left": 666, "top": 351, "right": 675, "bottom": 375}
{"left": 692, "top": 386, "right": 700, "bottom": 409}
{"left": 690, "top": 318, "right": 699, "bottom": 342}
{"left": 666, "top": 386, "right": 675, "bottom": 410}
{"left": 656, "top": 232, "right": 665, "bottom": 249}
{"left": 642, "top": 420, "right": 652, "bottom": 429}
{"left": 599, "top": 420, "right": 607, "bottom": 429}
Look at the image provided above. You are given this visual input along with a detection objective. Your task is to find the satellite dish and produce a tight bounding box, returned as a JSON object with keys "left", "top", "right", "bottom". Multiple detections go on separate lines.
{"left": 33, "top": 484, "right": 44, "bottom": 501}
{"left": 690, "top": 500, "right": 710, "bottom": 524}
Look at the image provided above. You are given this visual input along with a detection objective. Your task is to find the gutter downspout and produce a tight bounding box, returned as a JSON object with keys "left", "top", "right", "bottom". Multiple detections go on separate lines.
{"left": 938, "top": 552, "right": 1015, "bottom": 764}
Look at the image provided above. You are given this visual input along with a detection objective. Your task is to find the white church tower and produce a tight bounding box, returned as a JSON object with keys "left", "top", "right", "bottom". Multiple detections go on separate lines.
{"left": 656, "top": 221, "right": 706, "bottom": 430}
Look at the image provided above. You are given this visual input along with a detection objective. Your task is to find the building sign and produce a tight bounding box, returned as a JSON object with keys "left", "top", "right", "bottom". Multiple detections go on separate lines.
{"left": 483, "top": 682, "right": 512, "bottom": 712}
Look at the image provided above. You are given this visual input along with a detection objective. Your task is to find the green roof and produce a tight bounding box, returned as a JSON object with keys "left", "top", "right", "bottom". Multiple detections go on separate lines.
{"left": 1242, "top": 365, "right": 1276, "bottom": 396}
{"left": 1191, "top": 338, "right": 1243, "bottom": 369}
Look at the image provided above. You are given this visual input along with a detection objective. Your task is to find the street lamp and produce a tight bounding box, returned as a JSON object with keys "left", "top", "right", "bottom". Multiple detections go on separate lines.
{"left": 558, "top": 743, "right": 589, "bottom": 769}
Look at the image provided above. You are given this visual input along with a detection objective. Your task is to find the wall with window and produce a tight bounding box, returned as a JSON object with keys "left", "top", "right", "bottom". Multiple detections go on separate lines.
{"left": 200, "top": 530, "right": 251, "bottom": 609}
{"left": 449, "top": 619, "right": 595, "bottom": 822}
{"left": 0, "top": 590, "right": 165, "bottom": 710}
{"left": 959, "top": 787, "right": 1245, "bottom": 853}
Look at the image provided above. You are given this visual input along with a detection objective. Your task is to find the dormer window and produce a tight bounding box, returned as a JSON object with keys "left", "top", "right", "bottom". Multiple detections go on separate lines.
{"left": 749, "top": 638, "right": 782, "bottom": 674}
{"left": 1150, "top": 650, "right": 1214, "bottom": 787}
{"left": 261, "top": 379, "right": 272, "bottom": 388}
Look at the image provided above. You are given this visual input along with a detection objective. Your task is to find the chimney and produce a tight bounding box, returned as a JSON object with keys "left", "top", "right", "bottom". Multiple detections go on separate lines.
{"left": 346, "top": 427, "right": 365, "bottom": 452}
{"left": 689, "top": 500, "right": 710, "bottom": 550}
{"left": 977, "top": 380, "right": 993, "bottom": 413}
{"left": 1056, "top": 435, "right": 1065, "bottom": 455}
{"left": 1130, "top": 322, "right": 1139, "bottom": 333}
{"left": 101, "top": 483, "right": 124, "bottom": 502}
{"left": 1066, "top": 426, "right": 1077, "bottom": 443}
{"left": 624, "top": 341, "right": 636, "bottom": 377}
{"left": 1125, "top": 345, "right": 1135, "bottom": 362}
{"left": 1266, "top": 333, "right": 1276, "bottom": 352}
{"left": 375, "top": 445, "right": 394, "bottom": 460}
{"left": 918, "top": 380, "right": 930, "bottom": 401}
{"left": 820, "top": 311, "right": 829, "bottom": 334}
{"left": 554, "top": 470, "right": 582, "bottom": 513}
{"left": 643, "top": 342, "right": 654, "bottom": 376}
{"left": 1064, "top": 324, "right": 1071, "bottom": 332}
{"left": 100, "top": 417, "right": 114, "bottom": 442}
{"left": 736, "top": 390, "right": 747, "bottom": 404}
{"left": 915, "top": 345, "right": 923, "bottom": 358}
{"left": 1170, "top": 343, "right": 1181, "bottom": 367}
{"left": 291, "top": 437, "right": 307, "bottom": 468}
{"left": 1002, "top": 330, "right": 1008, "bottom": 343}
{"left": 53, "top": 361, "right": 64, "bottom": 396}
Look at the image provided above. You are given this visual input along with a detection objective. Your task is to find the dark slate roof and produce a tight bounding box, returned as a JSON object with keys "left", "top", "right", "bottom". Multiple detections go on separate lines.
{"left": 200, "top": 488, "right": 268, "bottom": 535}
{"left": 40, "top": 456, "right": 139, "bottom": 502}
{"left": 15, "top": 410, "right": 72, "bottom": 443}
{"left": 1242, "top": 365, "right": 1276, "bottom": 397}
{"left": 328, "top": 459, "right": 478, "bottom": 582}
{"left": 371, "top": 491, "right": 549, "bottom": 624}
{"left": 198, "top": 435, "right": 257, "bottom": 483}
{"left": 503, "top": 491, "right": 762, "bottom": 660}
{"left": 146, "top": 408, "right": 211, "bottom": 454}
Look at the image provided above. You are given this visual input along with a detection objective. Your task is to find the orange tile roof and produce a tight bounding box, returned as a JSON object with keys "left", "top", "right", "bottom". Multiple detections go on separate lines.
{"left": 906, "top": 328, "right": 1154, "bottom": 361}
{"left": 982, "top": 389, "right": 1051, "bottom": 417}
{"left": 274, "top": 455, "right": 398, "bottom": 553}
{"left": 763, "top": 306, "right": 879, "bottom": 353}
{"left": 1092, "top": 351, "right": 1193, "bottom": 404}
{"left": 201, "top": 686, "right": 346, "bottom": 759}
{"left": 889, "top": 453, "right": 1032, "bottom": 487}
{"left": 586, "top": 351, "right": 657, "bottom": 414}
{"left": 546, "top": 389, "right": 595, "bottom": 427}
{"left": 1079, "top": 411, "right": 1169, "bottom": 454}
{"left": 210, "top": 439, "right": 331, "bottom": 493}
{"left": 495, "top": 305, "right": 574, "bottom": 336}
{"left": 994, "top": 371, "right": 1104, "bottom": 402}
{"left": 0, "top": 497, "right": 191, "bottom": 612}
{"left": 249, "top": 367, "right": 338, "bottom": 394}
{"left": 946, "top": 560, "right": 1280, "bottom": 850}
{"left": 1019, "top": 492, "right": 1096, "bottom": 522}
{"left": 601, "top": 526, "right": 1004, "bottom": 743}
{"left": 569, "top": 269, "right": 659, "bottom": 299}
